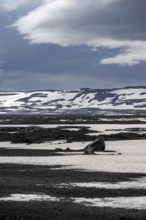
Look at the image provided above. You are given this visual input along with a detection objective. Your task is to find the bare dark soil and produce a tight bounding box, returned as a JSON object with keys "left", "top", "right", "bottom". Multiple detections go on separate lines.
{"left": 0, "top": 164, "right": 146, "bottom": 220}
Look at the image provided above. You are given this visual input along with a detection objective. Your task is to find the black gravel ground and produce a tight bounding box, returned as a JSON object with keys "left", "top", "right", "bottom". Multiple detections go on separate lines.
{"left": 0, "top": 164, "right": 146, "bottom": 220}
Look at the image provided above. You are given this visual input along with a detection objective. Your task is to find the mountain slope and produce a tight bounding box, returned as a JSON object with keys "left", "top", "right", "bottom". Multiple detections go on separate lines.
{"left": 0, "top": 87, "right": 146, "bottom": 114}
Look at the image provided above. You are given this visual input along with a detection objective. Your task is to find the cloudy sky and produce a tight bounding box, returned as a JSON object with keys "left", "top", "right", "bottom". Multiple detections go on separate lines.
{"left": 0, "top": 0, "right": 146, "bottom": 91}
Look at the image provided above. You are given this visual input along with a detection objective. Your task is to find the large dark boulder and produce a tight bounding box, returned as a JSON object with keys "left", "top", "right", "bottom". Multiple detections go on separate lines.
{"left": 84, "top": 137, "right": 105, "bottom": 154}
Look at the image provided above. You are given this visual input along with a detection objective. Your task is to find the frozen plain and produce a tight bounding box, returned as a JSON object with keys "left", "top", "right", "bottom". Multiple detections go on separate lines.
{"left": 0, "top": 139, "right": 146, "bottom": 174}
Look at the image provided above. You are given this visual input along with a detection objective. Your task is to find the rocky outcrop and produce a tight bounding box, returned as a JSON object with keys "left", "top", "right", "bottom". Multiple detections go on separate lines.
{"left": 84, "top": 137, "right": 105, "bottom": 154}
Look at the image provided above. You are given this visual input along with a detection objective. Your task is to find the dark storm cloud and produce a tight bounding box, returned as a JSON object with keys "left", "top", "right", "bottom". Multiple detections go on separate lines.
{"left": 87, "top": 0, "right": 146, "bottom": 41}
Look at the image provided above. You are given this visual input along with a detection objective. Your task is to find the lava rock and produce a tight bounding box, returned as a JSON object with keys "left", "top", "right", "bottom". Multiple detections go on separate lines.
{"left": 84, "top": 137, "right": 105, "bottom": 154}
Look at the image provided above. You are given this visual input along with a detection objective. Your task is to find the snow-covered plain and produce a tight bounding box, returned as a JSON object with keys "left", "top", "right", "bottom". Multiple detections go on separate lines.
{"left": 0, "top": 140, "right": 146, "bottom": 174}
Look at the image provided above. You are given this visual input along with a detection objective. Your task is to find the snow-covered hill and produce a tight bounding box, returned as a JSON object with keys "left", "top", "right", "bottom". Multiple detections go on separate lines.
{"left": 0, "top": 87, "right": 146, "bottom": 114}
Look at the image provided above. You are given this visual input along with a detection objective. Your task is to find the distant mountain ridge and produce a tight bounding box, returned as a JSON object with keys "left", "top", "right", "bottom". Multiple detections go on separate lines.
{"left": 0, "top": 87, "right": 146, "bottom": 114}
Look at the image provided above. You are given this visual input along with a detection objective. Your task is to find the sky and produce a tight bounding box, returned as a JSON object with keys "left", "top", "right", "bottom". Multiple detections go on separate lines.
{"left": 0, "top": 0, "right": 146, "bottom": 91}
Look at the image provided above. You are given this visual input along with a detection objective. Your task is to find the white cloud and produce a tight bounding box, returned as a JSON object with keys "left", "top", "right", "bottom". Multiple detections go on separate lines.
{"left": 100, "top": 41, "right": 146, "bottom": 66}
{"left": 0, "top": 0, "right": 30, "bottom": 11}
{"left": 13, "top": 0, "right": 119, "bottom": 46}
{"left": 12, "top": 0, "right": 146, "bottom": 66}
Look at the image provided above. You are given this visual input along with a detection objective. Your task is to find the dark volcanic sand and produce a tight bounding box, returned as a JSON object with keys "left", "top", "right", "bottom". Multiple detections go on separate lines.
{"left": 0, "top": 164, "right": 146, "bottom": 220}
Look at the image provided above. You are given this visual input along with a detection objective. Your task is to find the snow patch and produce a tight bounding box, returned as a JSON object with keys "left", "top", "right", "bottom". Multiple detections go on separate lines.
{"left": 0, "top": 194, "right": 61, "bottom": 202}
{"left": 60, "top": 177, "right": 146, "bottom": 190}
{"left": 73, "top": 196, "right": 146, "bottom": 210}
